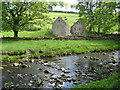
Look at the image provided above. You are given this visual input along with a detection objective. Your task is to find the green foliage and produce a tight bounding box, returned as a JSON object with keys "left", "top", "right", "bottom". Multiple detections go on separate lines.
{"left": 76, "top": 2, "right": 119, "bottom": 34}
{"left": 1, "top": 12, "right": 79, "bottom": 38}
{"left": 74, "top": 73, "right": 120, "bottom": 88}
{"left": 4, "top": 82, "right": 13, "bottom": 86}
{"left": 2, "top": 2, "right": 49, "bottom": 38}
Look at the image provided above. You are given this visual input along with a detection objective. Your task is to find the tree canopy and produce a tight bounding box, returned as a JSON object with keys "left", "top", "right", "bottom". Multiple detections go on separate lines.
{"left": 76, "top": 1, "right": 119, "bottom": 34}
{"left": 2, "top": 2, "right": 49, "bottom": 38}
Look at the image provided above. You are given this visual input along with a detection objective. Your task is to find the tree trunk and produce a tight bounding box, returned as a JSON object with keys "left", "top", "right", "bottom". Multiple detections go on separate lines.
{"left": 89, "top": 24, "right": 93, "bottom": 32}
{"left": 13, "top": 30, "right": 18, "bottom": 38}
{"left": 98, "top": 24, "right": 101, "bottom": 33}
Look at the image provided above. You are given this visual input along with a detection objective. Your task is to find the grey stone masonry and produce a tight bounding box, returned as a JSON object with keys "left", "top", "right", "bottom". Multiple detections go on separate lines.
{"left": 71, "top": 21, "right": 85, "bottom": 36}
{"left": 52, "top": 17, "right": 71, "bottom": 37}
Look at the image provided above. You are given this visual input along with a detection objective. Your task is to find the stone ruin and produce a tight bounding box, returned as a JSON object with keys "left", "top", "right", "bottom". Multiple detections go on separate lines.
{"left": 71, "top": 21, "right": 85, "bottom": 36}
{"left": 52, "top": 17, "right": 85, "bottom": 37}
{"left": 52, "top": 17, "right": 71, "bottom": 37}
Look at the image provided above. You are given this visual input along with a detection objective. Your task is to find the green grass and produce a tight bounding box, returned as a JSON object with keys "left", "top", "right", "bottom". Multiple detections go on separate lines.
{"left": 46, "top": 12, "right": 79, "bottom": 27}
{"left": 2, "top": 40, "right": 119, "bottom": 52}
{"left": 1, "top": 40, "right": 120, "bottom": 60}
{"left": 1, "top": 30, "right": 55, "bottom": 38}
{"left": 74, "top": 73, "right": 120, "bottom": 88}
{"left": 1, "top": 12, "right": 79, "bottom": 38}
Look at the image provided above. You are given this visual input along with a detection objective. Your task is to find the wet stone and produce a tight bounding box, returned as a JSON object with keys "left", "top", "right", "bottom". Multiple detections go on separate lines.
{"left": 44, "top": 70, "right": 50, "bottom": 74}
{"left": 21, "top": 64, "right": 28, "bottom": 68}
{"left": 36, "top": 78, "right": 42, "bottom": 86}
{"left": 28, "top": 83, "right": 32, "bottom": 87}
{"left": 13, "top": 63, "right": 19, "bottom": 67}
{"left": 63, "top": 70, "right": 70, "bottom": 73}
{"left": 29, "top": 59, "right": 35, "bottom": 63}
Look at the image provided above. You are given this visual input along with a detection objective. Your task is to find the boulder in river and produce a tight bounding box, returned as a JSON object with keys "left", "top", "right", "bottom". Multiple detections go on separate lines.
{"left": 21, "top": 64, "right": 28, "bottom": 68}
{"left": 35, "top": 78, "right": 42, "bottom": 86}
{"left": 63, "top": 70, "right": 70, "bottom": 73}
{"left": 44, "top": 69, "right": 50, "bottom": 74}
{"left": 13, "top": 63, "right": 19, "bottom": 67}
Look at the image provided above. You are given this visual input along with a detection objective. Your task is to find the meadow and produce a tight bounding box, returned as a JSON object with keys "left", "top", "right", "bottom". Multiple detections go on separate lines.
{"left": 1, "top": 12, "right": 79, "bottom": 38}
{"left": 74, "top": 73, "right": 120, "bottom": 88}
{"left": 1, "top": 40, "right": 120, "bottom": 61}
{"left": 1, "top": 12, "right": 118, "bottom": 38}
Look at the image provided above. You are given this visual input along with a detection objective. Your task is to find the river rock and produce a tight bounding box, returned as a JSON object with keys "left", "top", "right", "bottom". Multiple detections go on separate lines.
{"left": 103, "top": 53, "right": 107, "bottom": 55}
{"left": 30, "top": 80, "right": 34, "bottom": 83}
{"left": 44, "top": 69, "right": 50, "bottom": 74}
{"left": 73, "top": 81, "right": 79, "bottom": 85}
{"left": 43, "top": 63, "right": 51, "bottom": 66}
{"left": 16, "top": 84, "right": 19, "bottom": 88}
{"left": 19, "top": 61, "right": 24, "bottom": 64}
{"left": 63, "top": 70, "right": 70, "bottom": 73}
{"left": 17, "top": 74, "right": 23, "bottom": 78}
{"left": 75, "top": 74, "right": 80, "bottom": 76}
{"left": 36, "top": 78, "right": 42, "bottom": 86}
{"left": 29, "top": 59, "right": 35, "bottom": 63}
{"left": 28, "top": 83, "right": 32, "bottom": 87}
{"left": 75, "top": 70, "right": 81, "bottom": 73}
{"left": 13, "top": 63, "right": 19, "bottom": 67}
{"left": 55, "top": 79, "right": 63, "bottom": 84}
{"left": 61, "top": 73, "right": 65, "bottom": 77}
{"left": 44, "top": 77, "right": 50, "bottom": 81}
{"left": 44, "top": 61, "right": 48, "bottom": 63}
{"left": 21, "top": 64, "right": 28, "bottom": 68}
{"left": 38, "top": 68, "right": 42, "bottom": 70}
{"left": 50, "top": 75, "right": 59, "bottom": 79}
{"left": 72, "top": 78, "right": 76, "bottom": 82}
{"left": 0, "top": 67, "right": 4, "bottom": 69}
{"left": 84, "top": 56, "right": 88, "bottom": 58}
{"left": 57, "top": 67, "right": 65, "bottom": 71}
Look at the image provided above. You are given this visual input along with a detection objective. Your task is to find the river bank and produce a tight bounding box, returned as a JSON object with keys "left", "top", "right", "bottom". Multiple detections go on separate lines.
{"left": 1, "top": 40, "right": 120, "bottom": 62}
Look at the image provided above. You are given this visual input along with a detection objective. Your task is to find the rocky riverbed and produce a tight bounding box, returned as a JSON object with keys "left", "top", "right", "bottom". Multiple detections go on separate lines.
{"left": 1, "top": 50, "right": 120, "bottom": 89}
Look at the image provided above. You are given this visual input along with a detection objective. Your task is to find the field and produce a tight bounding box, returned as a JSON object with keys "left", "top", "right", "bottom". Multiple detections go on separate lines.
{"left": 1, "top": 12, "right": 79, "bottom": 38}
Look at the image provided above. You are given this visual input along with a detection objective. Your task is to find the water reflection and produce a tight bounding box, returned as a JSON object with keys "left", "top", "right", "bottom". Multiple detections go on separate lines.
{"left": 2, "top": 50, "right": 119, "bottom": 88}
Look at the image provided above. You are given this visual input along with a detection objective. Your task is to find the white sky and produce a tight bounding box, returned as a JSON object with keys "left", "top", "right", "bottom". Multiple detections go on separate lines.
{"left": 58, "top": 0, "right": 78, "bottom": 5}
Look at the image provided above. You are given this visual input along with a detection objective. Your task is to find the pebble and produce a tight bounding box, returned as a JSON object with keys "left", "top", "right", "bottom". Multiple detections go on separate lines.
{"left": 28, "top": 83, "right": 32, "bottom": 87}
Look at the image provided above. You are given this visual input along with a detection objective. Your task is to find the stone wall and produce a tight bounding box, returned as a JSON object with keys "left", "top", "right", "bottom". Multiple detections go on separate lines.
{"left": 52, "top": 17, "right": 71, "bottom": 37}
{"left": 52, "top": 17, "right": 85, "bottom": 37}
{"left": 71, "top": 21, "right": 85, "bottom": 36}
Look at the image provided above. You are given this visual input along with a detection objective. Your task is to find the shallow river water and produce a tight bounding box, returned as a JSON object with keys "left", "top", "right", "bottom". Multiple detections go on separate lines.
{"left": 2, "top": 50, "right": 120, "bottom": 89}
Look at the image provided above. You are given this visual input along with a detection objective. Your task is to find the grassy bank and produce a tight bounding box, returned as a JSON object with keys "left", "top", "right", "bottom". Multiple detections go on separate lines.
{"left": 1, "top": 40, "right": 120, "bottom": 60}
{"left": 74, "top": 73, "right": 120, "bottom": 88}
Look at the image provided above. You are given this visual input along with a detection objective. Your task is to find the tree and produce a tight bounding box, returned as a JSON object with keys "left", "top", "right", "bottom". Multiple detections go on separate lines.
{"left": 76, "top": 1, "right": 118, "bottom": 34}
{"left": 58, "top": 1, "right": 64, "bottom": 8}
{"left": 93, "top": 2, "right": 118, "bottom": 34}
{"left": 76, "top": 1, "right": 95, "bottom": 32}
{"left": 2, "top": 2, "right": 48, "bottom": 38}
{"left": 71, "top": 4, "right": 77, "bottom": 9}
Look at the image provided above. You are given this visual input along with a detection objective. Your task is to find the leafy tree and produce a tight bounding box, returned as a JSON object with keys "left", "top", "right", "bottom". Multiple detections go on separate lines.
{"left": 2, "top": 2, "right": 48, "bottom": 38}
{"left": 58, "top": 1, "right": 64, "bottom": 8}
{"left": 76, "top": 1, "right": 119, "bottom": 34}
{"left": 76, "top": 1, "right": 95, "bottom": 32}
{"left": 71, "top": 4, "right": 77, "bottom": 8}
{"left": 93, "top": 2, "right": 118, "bottom": 34}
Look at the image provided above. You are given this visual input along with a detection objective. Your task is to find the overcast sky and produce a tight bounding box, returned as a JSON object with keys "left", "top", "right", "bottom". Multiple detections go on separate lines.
{"left": 56, "top": 0, "right": 78, "bottom": 5}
